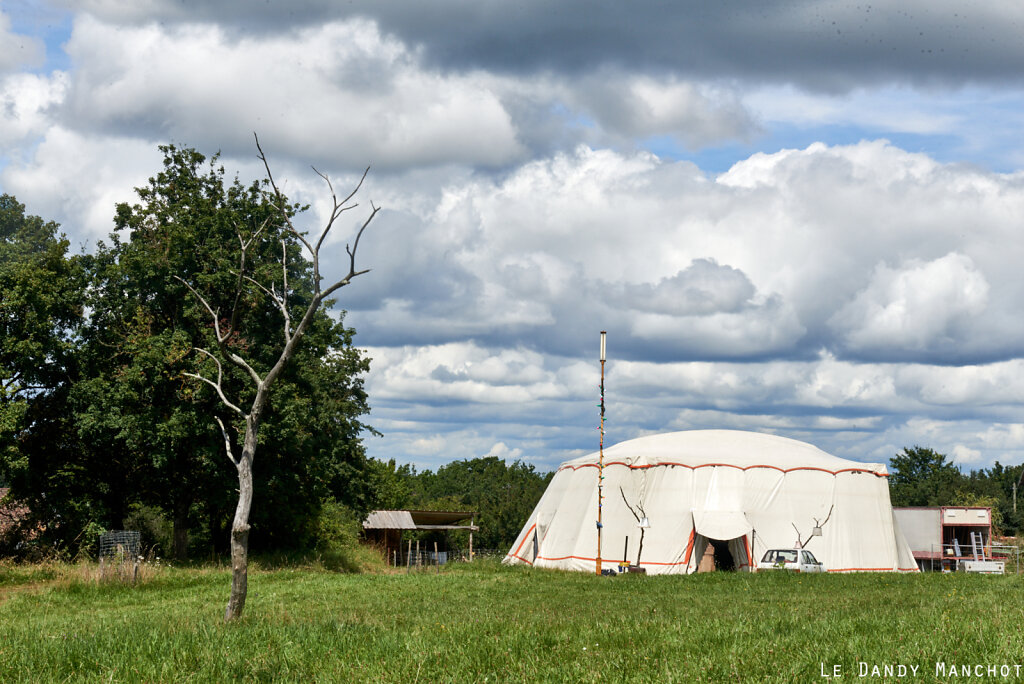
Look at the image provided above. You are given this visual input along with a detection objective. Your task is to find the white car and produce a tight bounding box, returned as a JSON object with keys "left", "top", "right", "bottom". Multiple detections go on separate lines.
{"left": 758, "top": 548, "right": 825, "bottom": 573}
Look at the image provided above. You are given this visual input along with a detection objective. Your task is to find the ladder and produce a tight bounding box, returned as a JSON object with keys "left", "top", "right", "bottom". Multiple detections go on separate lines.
{"left": 970, "top": 532, "right": 984, "bottom": 561}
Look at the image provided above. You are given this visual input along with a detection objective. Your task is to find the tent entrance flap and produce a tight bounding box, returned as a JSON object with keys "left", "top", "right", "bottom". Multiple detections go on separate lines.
{"left": 693, "top": 510, "right": 752, "bottom": 540}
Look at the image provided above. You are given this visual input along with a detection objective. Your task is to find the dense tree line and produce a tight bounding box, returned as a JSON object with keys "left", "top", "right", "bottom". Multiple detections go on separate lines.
{"left": 889, "top": 446, "right": 1024, "bottom": 535}
{"left": 367, "top": 456, "right": 553, "bottom": 550}
{"left": 1, "top": 147, "right": 377, "bottom": 560}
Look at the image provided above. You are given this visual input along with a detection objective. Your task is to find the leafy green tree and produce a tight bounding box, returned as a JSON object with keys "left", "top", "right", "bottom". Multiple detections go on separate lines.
{"left": 0, "top": 195, "right": 88, "bottom": 550}
{"left": 72, "top": 145, "right": 277, "bottom": 558}
{"left": 365, "top": 458, "right": 416, "bottom": 510}
{"left": 409, "top": 456, "right": 552, "bottom": 550}
{"left": 956, "top": 461, "right": 1023, "bottom": 536}
{"left": 888, "top": 446, "right": 965, "bottom": 507}
{"left": 68, "top": 144, "right": 375, "bottom": 575}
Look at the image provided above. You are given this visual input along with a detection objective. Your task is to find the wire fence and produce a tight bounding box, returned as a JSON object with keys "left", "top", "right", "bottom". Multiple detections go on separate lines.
{"left": 98, "top": 530, "right": 141, "bottom": 583}
{"left": 387, "top": 547, "right": 505, "bottom": 570}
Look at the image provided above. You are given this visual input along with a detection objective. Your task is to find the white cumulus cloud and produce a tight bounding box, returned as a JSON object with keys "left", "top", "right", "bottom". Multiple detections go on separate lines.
{"left": 831, "top": 253, "right": 990, "bottom": 356}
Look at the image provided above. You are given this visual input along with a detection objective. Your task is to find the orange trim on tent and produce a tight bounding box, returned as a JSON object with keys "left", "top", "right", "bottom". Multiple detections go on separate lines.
{"left": 828, "top": 566, "right": 920, "bottom": 573}
{"left": 682, "top": 528, "right": 696, "bottom": 566}
{"left": 518, "top": 554, "right": 919, "bottom": 573}
{"left": 532, "top": 555, "right": 694, "bottom": 567}
{"left": 508, "top": 553, "right": 534, "bottom": 565}
{"left": 519, "top": 557, "right": 918, "bottom": 572}
{"left": 509, "top": 523, "right": 537, "bottom": 561}
{"left": 536, "top": 554, "right": 627, "bottom": 564}
{"left": 558, "top": 461, "right": 887, "bottom": 478}
{"left": 743, "top": 535, "right": 753, "bottom": 569}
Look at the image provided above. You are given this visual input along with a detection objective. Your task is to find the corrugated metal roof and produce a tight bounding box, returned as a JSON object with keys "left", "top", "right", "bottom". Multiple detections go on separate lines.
{"left": 363, "top": 510, "right": 477, "bottom": 530}
{"left": 363, "top": 510, "right": 416, "bottom": 529}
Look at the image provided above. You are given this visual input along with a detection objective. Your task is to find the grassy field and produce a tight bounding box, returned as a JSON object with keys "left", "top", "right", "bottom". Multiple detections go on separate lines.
{"left": 1, "top": 559, "right": 1023, "bottom": 683}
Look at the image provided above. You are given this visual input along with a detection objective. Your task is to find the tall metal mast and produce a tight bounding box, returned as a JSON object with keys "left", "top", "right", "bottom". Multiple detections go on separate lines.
{"left": 596, "top": 331, "right": 606, "bottom": 575}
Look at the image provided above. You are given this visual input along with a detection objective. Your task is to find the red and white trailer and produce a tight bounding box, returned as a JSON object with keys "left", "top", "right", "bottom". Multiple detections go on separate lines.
{"left": 893, "top": 506, "right": 1003, "bottom": 573}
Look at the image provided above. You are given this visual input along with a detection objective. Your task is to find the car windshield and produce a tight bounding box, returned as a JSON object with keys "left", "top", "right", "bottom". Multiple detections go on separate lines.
{"left": 761, "top": 550, "right": 798, "bottom": 563}
{"left": 802, "top": 551, "right": 818, "bottom": 564}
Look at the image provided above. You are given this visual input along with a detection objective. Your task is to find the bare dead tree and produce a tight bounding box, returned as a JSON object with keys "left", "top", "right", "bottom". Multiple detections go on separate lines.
{"left": 791, "top": 522, "right": 804, "bottom": 549}
{"left": 619, "top": 487, "right": 648, "bottom": 566}
{"left": 793, "top": 505, "right": 834, "bottom": 550}
{"left": 178, "top": 134, "right": 379, "bottom": 621}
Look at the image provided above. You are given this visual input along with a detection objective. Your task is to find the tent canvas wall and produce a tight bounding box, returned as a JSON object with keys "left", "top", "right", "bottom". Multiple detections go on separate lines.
{"left": 505, "top": 430, "right": 917, "bottom": 574}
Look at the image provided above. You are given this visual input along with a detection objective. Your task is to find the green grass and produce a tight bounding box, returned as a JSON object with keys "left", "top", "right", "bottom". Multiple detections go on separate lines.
{"left": 1, "top": 559, "right": 1023, "bottom": 682}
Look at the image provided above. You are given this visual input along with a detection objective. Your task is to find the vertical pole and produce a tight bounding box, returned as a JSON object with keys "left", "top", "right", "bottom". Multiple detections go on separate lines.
{"left": 435, "top": 541, "right": 439, "bottom": 574}
{"left": 469, "top": 517, "right": 474, "bottom": 562}
{"left": 407, "top": 539, "right": 412, "bottom": 573}
{"left": 416, "top": 539, "right": 420, "bottom": 568}
{"left": 597, "top": 331, "right": 607, "bottom": 575}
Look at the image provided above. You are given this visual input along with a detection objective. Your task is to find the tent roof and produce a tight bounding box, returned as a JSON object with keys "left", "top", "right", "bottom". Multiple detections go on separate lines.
{"left": 560, "top": 429, "right": 888, "bottom": 477}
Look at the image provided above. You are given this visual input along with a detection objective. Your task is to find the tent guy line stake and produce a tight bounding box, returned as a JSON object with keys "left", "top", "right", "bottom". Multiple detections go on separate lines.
{"left": 597, "top": 331, "right": 606, "bottom": 576}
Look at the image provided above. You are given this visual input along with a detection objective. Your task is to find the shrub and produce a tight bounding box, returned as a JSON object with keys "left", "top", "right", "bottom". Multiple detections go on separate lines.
{"left": 313, "top": 499, "right": 382, "bottom": 572}
{"left": 122, "top": 503, "right": 173, "bottom": 558}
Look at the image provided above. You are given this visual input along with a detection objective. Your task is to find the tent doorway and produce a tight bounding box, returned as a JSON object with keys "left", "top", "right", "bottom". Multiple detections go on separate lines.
{"left": 692, "top": 534, "right": 752, "bottom": 572}
{"left": 710, "top": 538, "right": 736, "bottom": 571}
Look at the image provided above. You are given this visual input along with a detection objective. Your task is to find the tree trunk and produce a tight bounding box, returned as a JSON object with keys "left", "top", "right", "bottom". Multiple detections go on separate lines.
{"left": 173, "top": 499, "right": 189, "bottom": 561}
{"left": 224, "top": 427, "right": 256, "bottom": 622}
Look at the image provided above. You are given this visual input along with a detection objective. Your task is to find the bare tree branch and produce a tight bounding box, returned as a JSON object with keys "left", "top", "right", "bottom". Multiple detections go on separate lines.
{"left": 183, "top": 348, "right": 244, "bottom": 416}
{"left": 214, "top": 416, "right": 239, "bottom": 467}
{"left": 313, "top": 165, "right": 369, "bottom": 260}
{"left": 228, "top": 216, "right": 272, "bottom": 336}
{"left": 343, "top": 202, "right": 378, "bottom": 282}
{"left": 254, "top": 133, "right": 314, "bottom": 262}
{"left": 620, "top": 487, "right": 640, "bottom": 523}
{"left": 175, "top": 276, "right": 265, "bottom": 387}
{"left": 174, "top": 276, "right": 225, "bottom": 343}
{"left": 241, "top": 271, "right": 292, "bottom": 346}
{"left": 280, "top": 239, "right": 291, "bottom": 339}
{"left": 813, "top": 505, "right": 834, "bottom": 530}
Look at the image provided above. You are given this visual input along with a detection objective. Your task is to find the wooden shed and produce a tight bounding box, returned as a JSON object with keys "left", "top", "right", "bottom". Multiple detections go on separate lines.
{"left": 363, "top": 510, "right": 478, "bottom": 566}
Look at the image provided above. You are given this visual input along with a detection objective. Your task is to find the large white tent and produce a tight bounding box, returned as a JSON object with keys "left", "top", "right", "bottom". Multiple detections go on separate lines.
{"left": 505, "top": 430, "right": 917, "bottom": 574}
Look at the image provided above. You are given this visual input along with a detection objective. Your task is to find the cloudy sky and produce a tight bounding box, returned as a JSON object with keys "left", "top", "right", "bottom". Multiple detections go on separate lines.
{"left": 4, "top": 1, "right": 1024, "bottom": 473}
